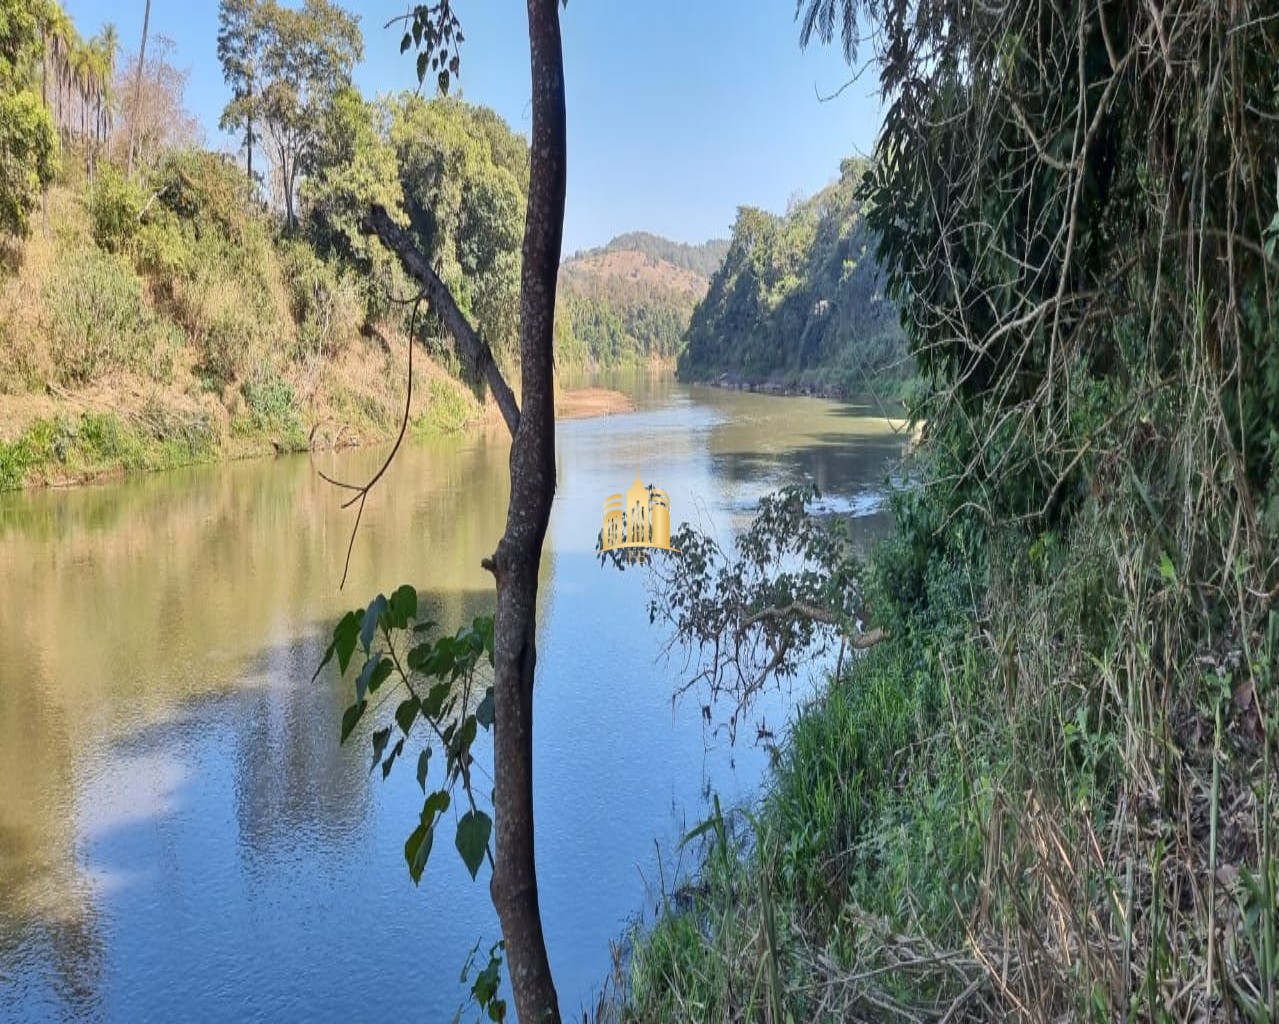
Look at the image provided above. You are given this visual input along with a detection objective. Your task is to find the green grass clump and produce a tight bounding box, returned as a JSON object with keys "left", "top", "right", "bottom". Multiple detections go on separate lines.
{"left": 0, "top": 408, "right": 223, "bottom": 489}
{"left": 412, "top": 377, "right": 481, "bottom": 437}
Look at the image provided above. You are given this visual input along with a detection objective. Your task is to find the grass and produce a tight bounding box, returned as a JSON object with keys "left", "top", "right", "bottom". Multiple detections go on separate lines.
{"left": 0, "top": 409, "right": 221, "bottom": 489}
{"left": 615, "top": 471, "right": 1279, "bottom": 1022}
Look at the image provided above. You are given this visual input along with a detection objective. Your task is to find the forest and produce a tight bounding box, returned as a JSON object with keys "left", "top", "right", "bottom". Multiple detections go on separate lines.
{"left": 0, "top": 0, "right": 725, "bottom": 488}
{"left": 678, "top": 157, "right": 906, "bottom": 395}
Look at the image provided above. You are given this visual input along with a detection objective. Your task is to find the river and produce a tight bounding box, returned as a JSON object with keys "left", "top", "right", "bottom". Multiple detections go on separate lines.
{"left": 0, "top": 374, "right": 905, "bottom": 1022}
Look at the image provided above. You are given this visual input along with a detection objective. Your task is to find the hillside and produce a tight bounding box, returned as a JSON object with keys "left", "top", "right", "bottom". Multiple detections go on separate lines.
{"left": 555, "top": 233, "right": 727, "bottom": 368}
{"left": 678, "top": 158, "right": 907, "bottom": 395}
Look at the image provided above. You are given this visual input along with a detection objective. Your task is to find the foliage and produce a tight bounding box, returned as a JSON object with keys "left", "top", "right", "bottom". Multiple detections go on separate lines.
{"left": 624, "top": 0, "right": 1279, "bottom": 1020}
{"left": 0, "top": 407, "right": 220, "bottom": 489}
{"left": 0, "top": 0, "right": 57, "bottom": 237}
{"left": 629, "top": 484, "right": 876, "bottom": 738}
{"left": 302, "top": 86, "right": 403, "bottom": 262}
{"left": 216, "top": 0, "right": 262, "bottom": 179}
{"left": 412, "top": 377, "right": 480, "bottom": 437}
{"left": 679, "top": 159, "right": 905, "bottom": 394}
{"left": 556, "top": 235, "right": 724, "bottom": 367}
{"left": 569, "top": 232, "right": 729, "bottom": 278}
{"left": 216, "top": 0, "right": 363, "bottom": 227}
{"left": 87, "top": 162, "right": 143, "bottom": 252}
{"left": 277, "top": 238, "right": 361, "bottom": 359}
{"left": 318, "top": 588, "right": 501, "bottom": 911}
{"left": 390, "top": 94, "right": 527, "bottom": 357}
{"left": 43, "top": 245, "right": 177, "bottom": 384}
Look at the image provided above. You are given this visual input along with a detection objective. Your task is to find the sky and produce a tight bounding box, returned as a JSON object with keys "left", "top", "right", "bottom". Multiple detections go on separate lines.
{"left": 62, "top": 0, "right": 883, "bottom": 254}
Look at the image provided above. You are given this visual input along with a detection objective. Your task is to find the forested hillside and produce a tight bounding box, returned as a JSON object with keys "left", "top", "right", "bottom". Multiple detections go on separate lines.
{"left": 678, "top": 158, "right": 906, "bottom": 394}
{"left": 0, "top": 0, "right": 642, "bottom": 489}
{"left": 555, "top": 233, "right": 726, "bottom": 367}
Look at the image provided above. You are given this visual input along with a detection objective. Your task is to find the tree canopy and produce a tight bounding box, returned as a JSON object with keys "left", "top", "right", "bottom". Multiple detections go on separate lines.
{"left": 0, "top": 0, "right": 57, "bottom": 236}
{"left": 678, "top": 158, "right": 905, "bottom": 393}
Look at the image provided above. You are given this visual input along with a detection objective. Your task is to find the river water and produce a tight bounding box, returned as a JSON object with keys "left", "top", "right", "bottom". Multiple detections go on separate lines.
{"left": 0, "top": 374, "right": 904, "bottom": 1022}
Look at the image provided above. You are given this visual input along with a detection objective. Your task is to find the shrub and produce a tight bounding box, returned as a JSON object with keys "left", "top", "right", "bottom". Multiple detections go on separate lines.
{"left": 241, "top": 371, "right": 298, "bottom": 428}
{"left": 279, "top": 240, "right": 362, "bottom": 359}
{"left": 88, "top": 164, "right": 144, "bottom": 253}
{"left": 43, "top": 247, "right": 171, "bottom": 385}
{"left": 197, "top": 303, "right": 259, "bottom": 385}
{"left": 413, "top": 377, "right": 479, "bottom": 436}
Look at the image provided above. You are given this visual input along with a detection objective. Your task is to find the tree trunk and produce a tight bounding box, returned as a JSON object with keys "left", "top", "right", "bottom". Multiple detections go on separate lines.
{"left": 246, "top": 79, "right": 254, "bottom": 183}
{"left": 127, "top": 0, "right": 152, "bottom": 177}
{"left": 486, "top": 1, "right": 566, "bottom": 1020}
{"left": 361, "top": 2, "right": 567, "bottom": 1018}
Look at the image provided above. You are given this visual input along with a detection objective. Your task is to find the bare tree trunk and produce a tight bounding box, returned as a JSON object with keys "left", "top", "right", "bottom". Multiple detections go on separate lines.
{"left": 246, "top": 81, "right": 254, "bottom": 184}
{"left": 485, "top": 3, "right": 566, "bottom": 1019}
{"left": 127, "top": 0, "right": 151, "bottom": 177}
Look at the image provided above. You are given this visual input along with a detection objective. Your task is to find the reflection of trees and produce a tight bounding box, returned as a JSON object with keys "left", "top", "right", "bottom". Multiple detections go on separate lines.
{"left": 0, "top": 690, "right": 105, "bottom": 1020}
{"left": 0, "top": 430, "right": 525, "bottom": 1018}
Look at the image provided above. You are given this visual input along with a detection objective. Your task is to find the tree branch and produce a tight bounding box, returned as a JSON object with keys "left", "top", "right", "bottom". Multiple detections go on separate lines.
{"left": 739, "top": 601, "right": 888, "bottom": 650}
{"left": 362, "top": 203, "right": 521, "bottom": 438}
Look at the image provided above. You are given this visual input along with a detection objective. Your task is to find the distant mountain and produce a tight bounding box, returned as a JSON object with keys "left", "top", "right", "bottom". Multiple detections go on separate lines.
{"left": 555, "top": 232, "right": 729, "bottom": 368}
{"left": 593, "top": 232, "right": 731, "bottom": 278}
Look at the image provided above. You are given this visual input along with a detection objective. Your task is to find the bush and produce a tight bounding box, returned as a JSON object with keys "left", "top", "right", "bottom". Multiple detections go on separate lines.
{"left": 43, "top": 247, "right": 174, "bottom": 385}
{"left": 413, "top": 377, "right": 479, "bottom": 436}
{"left": 88, "top": 164, "right": 144, "bottom": 253}
{"left": 198, "top": 303, "right": 259, "bottom": 385}
{"left": 241, "top": 372, "right": 297, "bottom": 428}
{"left": 279, "top": 240, "right": 362, "bottom": 359}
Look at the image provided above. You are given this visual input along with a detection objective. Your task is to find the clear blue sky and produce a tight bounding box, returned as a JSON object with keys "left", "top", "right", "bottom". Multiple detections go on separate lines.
{"left": 63, "top": 0, "right": 882, "bottom": 253}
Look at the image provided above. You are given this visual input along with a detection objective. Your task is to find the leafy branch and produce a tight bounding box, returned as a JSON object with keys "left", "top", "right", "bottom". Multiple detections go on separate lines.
{"left": 315, "top": 585, "right": 498, "bottom": 886}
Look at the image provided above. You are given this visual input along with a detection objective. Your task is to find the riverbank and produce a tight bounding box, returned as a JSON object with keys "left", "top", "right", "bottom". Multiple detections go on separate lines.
{"left": 618, "top": 439, "right": 1276, "bottom": 1020}
{"left": 0, "top": 372, "right": 634, "bottom": 491}
{"left": 688, "top": 368, "right": 915, "bottom": 404}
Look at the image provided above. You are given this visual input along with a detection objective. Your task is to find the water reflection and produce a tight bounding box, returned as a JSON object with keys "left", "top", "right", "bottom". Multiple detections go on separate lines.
{"left": 0, "top": 377, "right": 904, "bottom": 1021}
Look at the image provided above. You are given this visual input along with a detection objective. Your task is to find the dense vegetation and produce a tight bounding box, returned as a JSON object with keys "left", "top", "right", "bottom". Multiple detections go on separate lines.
{"left": 0, "top": 1, "right": 618, "bottom": 490}
{"left": 623, "top": 0, "right": 1279, "bottom": 1021}
{"left": 555, "top": 234, "right": 726, "bottom": 368}
{"left": 678, "top": 158, "right": 906, "bottom": 395}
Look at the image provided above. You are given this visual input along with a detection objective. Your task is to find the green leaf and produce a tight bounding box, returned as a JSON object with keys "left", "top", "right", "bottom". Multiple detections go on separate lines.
{"left": 400, "top": 31, "right": 412, "bottom": 53}
{"left": 452, "top": 715, "right": 477, "bottom": 758}
{"left": 416, "top": 748, "right": 431, "bottom": 791}
{"left": 1159, "top": 551, "right": 1177, "bottom": 585}
{"left": 404, "top": 820, "right": 433, "bottom": 884}
{"left": 355, "top": 653, "right": 382, "bottom": 702}
{"left": 424, "top": 788, "right": 451, "bottom": 823}
{"left": 360, "top": 595, "right": 386, "bottom": 653}
{"left": 388, "top": 584, "right": 418, "bottom": 628}
{"left": 423, "top": 680, "right": 452, "bottom": 718}
{"left": 368, "top": 657, "right": 393, "bottom": 695}
{"left": 416, "top": 51, "right": 428, "bottom": 83}
{"left": 475, "top": 687, "right": 494, "bottom": 729}
{"left": 455, "top": 809, "right": 491, "bottom": 879}
{"left": 340, "top": 700, "right": 366, "bottom": 744}
{"left": 333, "top": 611, "right": 360, "bottom": 676}
{"left": 395, "top": 696, "right": 421, "bottom": 736}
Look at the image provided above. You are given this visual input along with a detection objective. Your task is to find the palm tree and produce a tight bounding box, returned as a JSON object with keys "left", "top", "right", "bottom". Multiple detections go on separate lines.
{"left": 43, "top": 6, "right": 78, "bottom": 144}
{"left": 127, "top": 0, "right": 152, "bottom": 177}
{"left": 95, "top": 25, "right": 119, "bottom": 146}
{"left": 70, "top": 42, "right": 92, "bottom": 142}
